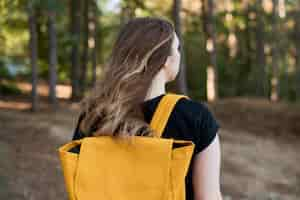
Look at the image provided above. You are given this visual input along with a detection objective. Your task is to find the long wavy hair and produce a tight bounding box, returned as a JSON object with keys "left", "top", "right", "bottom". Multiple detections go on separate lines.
{"left": 78, "top": 17, "right": 175, "bottom": 139}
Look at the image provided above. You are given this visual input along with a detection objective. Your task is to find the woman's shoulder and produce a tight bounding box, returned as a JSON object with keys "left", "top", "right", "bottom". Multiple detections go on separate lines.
{"left": 175, "top": 96, "right": 215, "bottom": 118}
{"left": 175, "top": 97, "right": 220, "bottom": 153}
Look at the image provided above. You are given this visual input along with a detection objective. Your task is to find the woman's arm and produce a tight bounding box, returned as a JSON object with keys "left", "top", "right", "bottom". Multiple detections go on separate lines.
{"left": 192, "top": 133, "right": 223, "bottom": 200}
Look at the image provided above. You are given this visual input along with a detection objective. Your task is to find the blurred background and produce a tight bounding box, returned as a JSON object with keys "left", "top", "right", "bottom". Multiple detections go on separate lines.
{"left": 0, "top": 0, "right": 300, "bottom": 199}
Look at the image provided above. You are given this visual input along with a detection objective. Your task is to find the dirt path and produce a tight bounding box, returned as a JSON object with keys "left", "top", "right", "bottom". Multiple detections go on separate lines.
{"left": 220, "top": 128, "right": 300, "bottom": 199}
{"left": 0, "top": 106, "right": 76, "bottom": 200}
{"left": 0, "top": 97, "right": 299, "bottom": 200}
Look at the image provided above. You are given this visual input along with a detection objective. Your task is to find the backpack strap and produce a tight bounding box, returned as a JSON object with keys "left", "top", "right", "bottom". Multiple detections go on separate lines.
{"left": 149, "top": 92, "right": 190, "bottom": 138}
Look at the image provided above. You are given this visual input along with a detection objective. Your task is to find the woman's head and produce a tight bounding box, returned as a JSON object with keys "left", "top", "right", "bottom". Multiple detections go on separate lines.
{"left": 109, "top": 17, "right": 181, "bottom": 83}
{"left": 79, "top": 17, "right": 181, "bottom": 138}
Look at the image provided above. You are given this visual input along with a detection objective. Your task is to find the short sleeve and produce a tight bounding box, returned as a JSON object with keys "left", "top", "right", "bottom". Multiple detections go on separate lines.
{"left": 193, "top": 103, "right": 220, "bottom": 154}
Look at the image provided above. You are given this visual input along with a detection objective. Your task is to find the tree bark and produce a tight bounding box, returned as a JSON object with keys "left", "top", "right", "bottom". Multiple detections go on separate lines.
{"left": 70, "top": 0, "right": 82, "bottom": 100}
{"left": 202, "top": 0, "right": 218, "bottom": 102}
{"left": 47, "top": 11, "right": 58, "bottom": 107}
{"left": 255, "top": 0, "right": 268, "bottom": 97}
{"left": 28, "top": 3, "right": 38, "bottom": 111}
{"left": 80, "top": 0, "right": 89, "bottom": 94}
{"left": 120, "top": 1, "right": 136, "bottom": 25}
{"left": 172, "top": 0, "right": 189, "bottom": 96}
{"left": 91, "top": 2, "right": 99, "bottom": 87}
{"left": 270, "top": 0, "right": 280, "bottom": 102}
{"left": 244, "top": 0, "right": 252, "bottom": 69}
{"left": 295, "top": 2, "right": 300, "bottom": 100}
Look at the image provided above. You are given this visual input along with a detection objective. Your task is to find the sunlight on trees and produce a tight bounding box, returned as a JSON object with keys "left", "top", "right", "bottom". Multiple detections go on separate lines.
{"left": 1, "top": 0, "right": 300, "bottom": 107}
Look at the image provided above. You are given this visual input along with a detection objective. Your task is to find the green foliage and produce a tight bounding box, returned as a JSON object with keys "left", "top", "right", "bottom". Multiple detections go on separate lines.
{"left": 0, "top": 0, "right": 299, "bottom": 102}
{"left": 184, "top": 16, "right": 207, "bottom": 100}
{"left": 0, "top": 81, "right": 22, "bottom": 95}
{"left": 41, "top": 0, "right": 64, "bottom": 13}
{"left": 0, "top": 62, "right": 10, "bottom": 79}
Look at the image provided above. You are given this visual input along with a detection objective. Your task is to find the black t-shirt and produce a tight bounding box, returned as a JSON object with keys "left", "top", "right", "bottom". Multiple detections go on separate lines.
{"left": 71, "top": 93, "right": 220, "bottom": 200}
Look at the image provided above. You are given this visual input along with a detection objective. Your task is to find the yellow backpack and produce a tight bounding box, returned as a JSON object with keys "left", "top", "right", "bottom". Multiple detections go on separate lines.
{"left": 57, "top": 93, "right": 195, "bottom": 200}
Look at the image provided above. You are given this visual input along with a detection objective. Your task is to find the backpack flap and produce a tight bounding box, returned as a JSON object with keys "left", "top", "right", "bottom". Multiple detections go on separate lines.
{"left": 74, "top": 136, "right": 173, "bottom": 200}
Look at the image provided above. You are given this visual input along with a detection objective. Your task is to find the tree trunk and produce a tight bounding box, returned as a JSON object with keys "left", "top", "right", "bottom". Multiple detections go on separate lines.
{"left": 270, "top": 0, "right": 280, "bottom": 102}
{"left": 91, "top": 2, "right": 99, "bottom": 87}
{"left": 172, "top": 0, "right": 189, "bottom": 95}
{"left": 120, "top": 1, "right": 136, "bottom": 25}
{"left": 295, "top": 2, "right": 300, "bottom": 100}
{"left": 244, "top": 0, "right": 252, "bottom": 69}
{"left": 242, "top": 0, "right": 254, "bottom": 95}
{"left": 255, "top": 0, "right": 267, "bottom": 97}
{"left": 28, "top": 3, "right": 38, "bottom": 111}
{"left": 70, "top": 0, "right": 82, "bottom": 100}
{"left": 80, "top": 0, "right": 89, "bottom": 94}
{"left": 47, "top": 11, "right": 58, "bottom": 107}
{"left": 202, "top": 0, "right": 218, "bottom": 102}
{"left": 225, "top": 0, "right": 237, "bottom": 58}
{"left": 278, "top": 0, "right": 287, "bottom": 99}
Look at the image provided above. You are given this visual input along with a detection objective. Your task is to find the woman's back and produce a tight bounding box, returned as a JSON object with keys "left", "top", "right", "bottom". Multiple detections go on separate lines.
{"left": 72, "top": 93, "right": 220, "bottom": 200}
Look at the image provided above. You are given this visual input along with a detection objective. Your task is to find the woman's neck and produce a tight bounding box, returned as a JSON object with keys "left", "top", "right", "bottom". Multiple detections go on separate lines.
{"left": 144, "top": 69, "right": 167, "bottom": 101}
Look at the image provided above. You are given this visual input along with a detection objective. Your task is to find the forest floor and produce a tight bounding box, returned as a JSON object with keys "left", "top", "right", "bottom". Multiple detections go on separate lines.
{"left": 0, "top": 83, "right": 300, "bottom": 200}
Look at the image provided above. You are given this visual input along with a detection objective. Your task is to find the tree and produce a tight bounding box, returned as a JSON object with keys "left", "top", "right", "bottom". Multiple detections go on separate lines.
{"left": 80, "top": 0, "right": 89, "bottom": 93}
{"left": 255, "top": 0, "right": 268, "bottom": 97}
{"left": 202, "top": 0, "right": 218, "bottom": 102}
{"left": 270, "top": 0, "right": 280, "bottom": 102}
{"left": 47, "top": 11, "right": 58, "bottom": 106}
{"left": 91, "top": 1, "right": 100, "bottom": 87}
{"left": 295, "top": 1, "right": 300, "bottom": 100}
{"left": 243, "top": 0, "right": 252, "bottom": 69}
{"left": 120, "top": 0, "right": 137, "bottom": 25}
{"left": 225, "top": 0, "right": 237, "bottom": 58}
{"left": 28, "top": 2, "right": 38, "bottom": 111}
{"left": 172, "top": 0, "right": 189, "bottom": 95}
{"left": 70, "top": 0, "right": 82, "bottom": 100}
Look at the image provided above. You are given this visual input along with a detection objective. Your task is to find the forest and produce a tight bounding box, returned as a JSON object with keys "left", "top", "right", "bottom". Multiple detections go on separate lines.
{"left": 0, "top": 0, "right": 300, "bottom": 199}
{"left": 1, "top": 0, "right": 300, "bottom": 107}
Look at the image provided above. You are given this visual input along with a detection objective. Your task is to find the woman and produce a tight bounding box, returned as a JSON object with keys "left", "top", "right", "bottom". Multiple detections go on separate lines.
{"left": 72, "top": 17, "right": 222, "bottom": 200}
